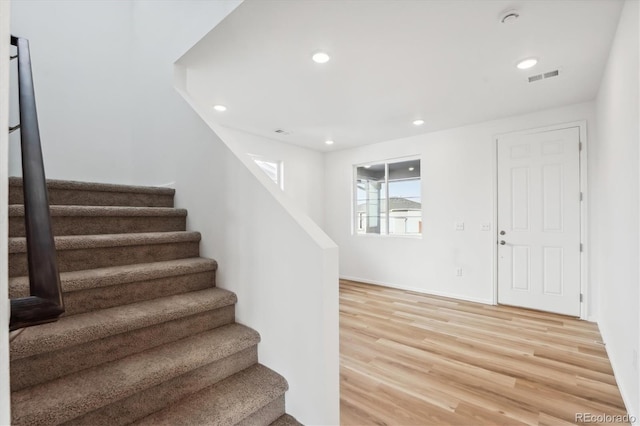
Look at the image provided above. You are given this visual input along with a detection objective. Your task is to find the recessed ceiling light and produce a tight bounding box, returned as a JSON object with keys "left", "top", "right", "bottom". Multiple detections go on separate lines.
{"left": 312, "top": 52, "right": 330, "bottom": 64}
{"left": 213, "top": 105, "right": 227, "bottom": 112}
{"left": 325, "top": 140, "right": 334, "bottom": 145}
{"left": 516, "top": 58, "right": 537, "bottom": 70}
{"left": 409, "top": 167, "right": 415, "bottom": 171}
{"left": 364, "top": 165, "right": 371, "bottom": 169}
{"left": 413, "top": 119, "right": 425, "bottom": 126}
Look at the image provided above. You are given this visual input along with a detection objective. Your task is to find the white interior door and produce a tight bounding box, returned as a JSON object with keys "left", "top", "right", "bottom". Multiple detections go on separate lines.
{"left": 497, "top": 127, "right": 581, "bottom": 316}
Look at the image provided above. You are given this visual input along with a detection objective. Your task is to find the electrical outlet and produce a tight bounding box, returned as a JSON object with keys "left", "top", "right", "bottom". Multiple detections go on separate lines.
{"left": 455, "top": 267, "right": 463, "bottom": 277}
{"left": 480, "top": 223, "right": 491, "bottom": 231}
{"left": 455, "top": 222, "right": 464, "bottom": 231}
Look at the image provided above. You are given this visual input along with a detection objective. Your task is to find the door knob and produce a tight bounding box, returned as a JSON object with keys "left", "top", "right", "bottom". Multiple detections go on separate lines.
{"left": 500, "top": 230, "right": 506, "bottom": 235}
{"left": 500, "top": 240, "right": 506, "bottom": 245}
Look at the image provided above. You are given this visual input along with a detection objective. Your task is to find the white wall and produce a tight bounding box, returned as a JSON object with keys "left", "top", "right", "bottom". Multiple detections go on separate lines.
{"left": 9, "top": 0, "right": 135, "bottom": 184}
{"left": 593, "top": 0, "right": 639, "bottom": 418}
{"left": 174, "top": 74, "right": 340, "bottom": 425}
{"left": 1, "top": 1, "right": 12, "bottom": 422}
{"left": 9, "top": 0, "right": 244, "bottom": 186}
{"left": 128, "top": 0, "right": 242, "bottom": 187}
{"left": 324, "top": 102, "right": 597, "bottom": 313}
{"left": 213, "top": 127, "right": 325, "bottom": 226}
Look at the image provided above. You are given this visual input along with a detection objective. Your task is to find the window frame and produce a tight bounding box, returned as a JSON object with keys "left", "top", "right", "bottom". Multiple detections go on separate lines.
{"left": 352, "top": 155, "right": 422, "bottom": 238}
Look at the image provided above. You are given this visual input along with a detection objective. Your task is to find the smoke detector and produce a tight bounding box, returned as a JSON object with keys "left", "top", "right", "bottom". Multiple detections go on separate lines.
{"left": 500, "top": 10, "right": 520, "bottom": 24}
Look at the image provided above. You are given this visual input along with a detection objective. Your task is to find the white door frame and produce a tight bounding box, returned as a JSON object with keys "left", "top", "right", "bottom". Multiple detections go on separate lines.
{"left": 492, "top": 121, "right": 589, "bottom": 320}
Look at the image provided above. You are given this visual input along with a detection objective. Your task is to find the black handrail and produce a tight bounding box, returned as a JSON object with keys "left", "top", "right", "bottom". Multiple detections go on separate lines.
{"left": 9, "top": 35, "right": 64, "bottom": 330}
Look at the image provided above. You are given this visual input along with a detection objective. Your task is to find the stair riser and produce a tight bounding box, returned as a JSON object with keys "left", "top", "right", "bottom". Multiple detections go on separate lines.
{"left": 132, "top": 364, "right": 288, "bottom": 426}
{"left": 61, "top": 271, "right": 215, "bottom": 316}
{"left": 237, "top": 396, "right": 286, "bottom": 426}
{"left": 9, "top": 215, "right": 186, "bottom": 237}
{"left": 11, "top": 305, "right": 235, "bottom": 391}
{"left": 9, "top": 187, "right": 174, "bottom": 207}
{"left": 63, "top": 347, "right": 258, "bottom": 426}
{"left": 9, "top": 242, "right": 200, "bottom": 277}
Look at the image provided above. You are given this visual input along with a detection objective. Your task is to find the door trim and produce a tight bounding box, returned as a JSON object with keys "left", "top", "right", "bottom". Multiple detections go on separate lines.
{"left": 492, "top": 121, "right": 589, "bottom": 320}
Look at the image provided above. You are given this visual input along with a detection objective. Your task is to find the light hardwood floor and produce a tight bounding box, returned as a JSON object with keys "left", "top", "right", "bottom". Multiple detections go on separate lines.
{"left": 340, "top": 280, "right": 629, "bottom": 425}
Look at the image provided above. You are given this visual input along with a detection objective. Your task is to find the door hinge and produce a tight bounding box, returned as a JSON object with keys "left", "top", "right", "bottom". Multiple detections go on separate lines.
{"left": 579, "top": 142, "right": 583, "bottom": 151}
{"left": 580, "top": 293, "right": 583, "bottom": 302}
{"left": 580, "top": 243, "right": 584, "bottom": 252}
{"left": 580, "top": 192, "right": 583, "bottom": 201}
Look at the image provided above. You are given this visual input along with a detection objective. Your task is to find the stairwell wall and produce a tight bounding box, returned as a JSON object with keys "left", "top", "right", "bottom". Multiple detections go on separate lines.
{"left": 174, "top": 70, "right": 340, "bottom": 425}
{"left": 9, "top": 0, "right": 135, "bottom": 184}
{"left": 8, "top": 0, "right": 244, "bottom": 186}
{"left": 592, "top": 0, "right": 640, "bottom": 418}
{"left": 205, "top": 127, "right": 326, "bottom": 227}
{"left": 127, "top": 0, "right": 242, "bottom": 187}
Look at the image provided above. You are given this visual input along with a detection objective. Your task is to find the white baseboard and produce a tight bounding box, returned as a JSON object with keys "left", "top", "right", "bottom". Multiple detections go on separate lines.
{"left": 340, "top": 275, "right": 493, "bottom": 305}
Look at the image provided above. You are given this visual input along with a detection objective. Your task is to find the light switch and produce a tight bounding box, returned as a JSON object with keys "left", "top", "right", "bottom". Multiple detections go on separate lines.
{"left": 455, "top": 222, "right": 464, "bottom": 231}
{"left": 481, "top": 223, "right": 491, "bottom": 231}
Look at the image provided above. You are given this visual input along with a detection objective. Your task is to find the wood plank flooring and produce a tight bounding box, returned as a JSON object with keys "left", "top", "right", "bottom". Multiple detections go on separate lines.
{"left": 340, "top": 280, "right": 629, "bottom": 425}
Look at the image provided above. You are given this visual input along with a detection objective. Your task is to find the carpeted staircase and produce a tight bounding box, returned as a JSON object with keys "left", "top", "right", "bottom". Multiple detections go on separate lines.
{"left": 7, "top": 177, "right": 301, "bottom": 426}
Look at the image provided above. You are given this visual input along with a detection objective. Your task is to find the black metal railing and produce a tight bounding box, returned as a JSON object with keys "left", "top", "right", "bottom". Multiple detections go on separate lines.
{"left": 9, "top": 35, "right": 64, "bottom": 330}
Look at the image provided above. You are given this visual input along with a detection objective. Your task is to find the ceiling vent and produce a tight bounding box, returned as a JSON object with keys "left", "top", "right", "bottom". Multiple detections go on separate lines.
{"left": 274, "top": 129, "right": 290, "bottom": 135}
{"left": 528, "top": 69, "right": 560, "bottom": 83}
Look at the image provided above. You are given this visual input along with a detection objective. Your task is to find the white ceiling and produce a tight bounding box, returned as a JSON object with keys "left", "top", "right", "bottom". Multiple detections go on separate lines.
{"left": 179, "top": 0, "right": 624, "bottom": 152}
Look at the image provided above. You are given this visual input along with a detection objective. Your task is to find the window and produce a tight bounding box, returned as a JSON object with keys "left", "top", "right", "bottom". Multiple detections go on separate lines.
{"left": 355, "top": 158, "right": 421, "bottom": 236}
{"left": 251, "top": 156, "right": 283, "bottom": 190}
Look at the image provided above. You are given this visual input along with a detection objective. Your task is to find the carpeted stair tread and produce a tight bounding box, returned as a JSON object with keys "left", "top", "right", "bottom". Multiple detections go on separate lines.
{"left": 8, "top": 177, "right": 295, "bottom": 425}
{"left": 11, "top": 324, "right": 260, "bottom": 426}
{"left": 9, "top": 177, "right": 175, "bottom": 207}
{"left": 10, "top": 258, "right": 217, "bottom": 317}
{"left": 9, "top": 205, "right": 187, "bottom": 217}
{"left": 63, "top": 347, "right": 258, "bottom": 426}
{"left": 9, "top": 176, "right": 176, "bottom": 195}
{"left": 9, "top": 231, "right": 200, "bottom": 253}
{"left": 11, "top": 287, "right": 237, "bottom": 360}
{"left": 270, "top": 414, "right": 303, "bottom": 426}
{"left": 9, "top": 177, "right": 175, "bottom": 195}
{"left": 10, "top": 232, "right": 201, "bottom": 276}
{"left": 9, "top": 258, "right": 217, "bottom": 297}
{"left": 133, "top": 364, "right": 288, "bottom": 426}
{"left": 9, "top": 205, "right": 189, "bottom": 237}
{"left": 10, "top": 305, "right": 235, "bottom": 392}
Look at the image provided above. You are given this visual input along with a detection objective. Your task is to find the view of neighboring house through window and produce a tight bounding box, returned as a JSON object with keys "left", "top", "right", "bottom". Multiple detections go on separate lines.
{"left": 355, "top": 158, "right": 421, "bottom": 236}
{"left": 251, "top": 156, "right": 283, "bottom": 190}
